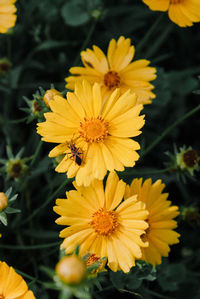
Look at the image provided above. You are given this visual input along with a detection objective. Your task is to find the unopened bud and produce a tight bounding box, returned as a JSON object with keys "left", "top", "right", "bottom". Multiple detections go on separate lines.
{"left": 43, "top": 89, "right": 62, "bottom": 107}
{"left": 0, "top": 58, "right": 12, "bottom": 75}
{"left": 176, "top": 146, "right": 199, "bottom": 175}
{"left": 56, "top": 256, "right": 86, "bottom": 284}
{"left": 0, "top": 193, "right": 8, "bottom": 211}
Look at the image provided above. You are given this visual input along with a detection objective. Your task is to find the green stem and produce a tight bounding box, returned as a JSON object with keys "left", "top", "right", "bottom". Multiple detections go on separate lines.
{"left": 136, "top": 15, "right": 163, "bottom": 53}
{"left": 30, "top": 140, "right": 43, "bottom": 167}
{"left": 59, "top": 289, "right": 73, "bottom": 299}
{"left": 21, "top": 179, "right": 69, "bottom": 225}
{"left": 15, "top": 268, "right": 44, "bottom": 286}
{"left": 7, "top": 35, "right": 11, "bottom": 60}
{"left": 143, "top": 104, "right": 200, "bottom": 158}
{"left": 125, "top": 167, "right": 171, "bottom": 177}
{"left": 73, "top": 21, "right": 97, "bottom": 67}
{"left": 0, "top": 241, "right": 60, "bottom": 250}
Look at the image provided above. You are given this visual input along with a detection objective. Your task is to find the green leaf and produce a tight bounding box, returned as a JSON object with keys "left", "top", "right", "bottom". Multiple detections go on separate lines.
{"left": 9, "top": 194, "right": 18, "bottom": 203}
{"left": 4, "top": 207, "right": 21, "bottom": 214}
{"left": 126, "top": 272, "right": 142, "bottom": 290}
{"left": 158, "top": 263, "right": 186, "bottom": 291}
{"left": 110, "top": 271, "right": 126, "bottom": 290}
{"left": 32, "top": 41, "right": 70, "bottom": 53}
{"left": 5, "top": 187, "right": 13, "bottom": 198}
{"left": 40, "top": 265, "right": 56, "bottom": 279}
{"left": 0, "top": 212, "right": 8, "bottom": 226}
{"left": 61, "top": 0, "right": 90, "bottom": 27}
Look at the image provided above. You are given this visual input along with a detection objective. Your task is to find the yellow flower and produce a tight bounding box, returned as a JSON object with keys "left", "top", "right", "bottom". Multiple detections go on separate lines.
{"left": 56, "top": 255, "right": 86, "bottom": 284}
{"left": 37, "top": 81, "right": 145, "bottom": 186}
{"left": 142, "top": 0, "right": 200, "bottom": 27}
{"left": 125, "top": 178, "right": 180, "bottom": 266}
{"left": 53, "top": 172, "right": 149, "bottom": 273}
{"left": 0, "top": 0, "right": 17, "bottom": 34}
{"left": 0, "top": 261, "right": 35, "bottom": 298}
{"left": 65, "top": 36, "right": 156, "bottom": 105}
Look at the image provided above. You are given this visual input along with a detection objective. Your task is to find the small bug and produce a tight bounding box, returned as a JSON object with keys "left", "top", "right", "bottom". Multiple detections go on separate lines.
{"left": 67, "top": 142, "right": 83, "bottom": 166}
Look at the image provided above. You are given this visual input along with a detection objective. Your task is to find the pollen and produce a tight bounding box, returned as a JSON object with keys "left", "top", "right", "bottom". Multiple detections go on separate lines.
{"left": 104, "top": 71, "right": 120, "bottom": 89}
{"left": 183, "top": 149, "right": 199, "bottom": 168}
{"left": 90, "top": 208, "right": 118, "bottom": 236}
{"left": 79, "top": 116, "right": 109, "bottom": 143}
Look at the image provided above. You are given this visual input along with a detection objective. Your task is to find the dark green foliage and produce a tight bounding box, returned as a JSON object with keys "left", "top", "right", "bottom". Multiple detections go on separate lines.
{"left": 0, "top": 0, "right": 200, "bottom": 298}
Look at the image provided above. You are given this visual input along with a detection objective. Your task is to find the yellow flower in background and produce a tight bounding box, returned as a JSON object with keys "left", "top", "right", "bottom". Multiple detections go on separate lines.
{"left": 0, "top": 261, "right": 35, "bottom": 298}
{"left": 125, "top": 178, "right": 180, "bottom": 266}
{"left": 65, "top": 36, "right": 157, "bottom": 105}
{"left": 142, "top": 0, "right": 200, "bottom": 27}
{"left": 0, "top": 0, "right": 17, "bottom": 34}
{"left": 53, "top": 172, "right": 149, "bottom": 273}
{"left": 37, "top": 81, "right": 145, "bottom": 186}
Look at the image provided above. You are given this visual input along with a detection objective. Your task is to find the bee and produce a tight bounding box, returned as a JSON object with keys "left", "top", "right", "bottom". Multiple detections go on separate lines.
{"left": 67, "top": 142, "right": 83, "bottom": 166}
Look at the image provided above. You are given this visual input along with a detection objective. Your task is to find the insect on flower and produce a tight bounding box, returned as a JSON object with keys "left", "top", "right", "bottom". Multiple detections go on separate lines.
{"left": 66, "top": 141, "right": 83, "bottom": 166}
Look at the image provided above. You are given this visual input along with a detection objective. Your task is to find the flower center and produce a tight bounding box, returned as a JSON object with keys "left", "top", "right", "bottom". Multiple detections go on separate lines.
{"left": 0, "top": 295, "right": 5, "bottom": 299}
{"left": 170, "top": 0, "right": 182, "bottom": 4}
{"left": 104, "top": 71, "right": 120, "bottom": 89}
{"left": 183, "top": 150, "right": 199, "bottom": 168}
{"left": 90, "top": 208, "right": 118, "bottom": 236}
{"left": 79, "top": 117, "right": 109, "bottom": 143}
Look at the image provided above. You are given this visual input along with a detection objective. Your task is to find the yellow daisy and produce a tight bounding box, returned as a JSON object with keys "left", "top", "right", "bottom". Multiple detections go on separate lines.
{"left": 65, "top": 36, "right": 157, "bottom": 105}
{"left": 142, "top": 0, "right": 200, "bottom": 27}
{"left": 37, "top": 81, "right": 145, "bottom": 186}
{"left": 0, "top": 261, "right": 35, "bottom": 299}
{"left": 125, "top": 178, "right": 180, "bottom": 266}
{"left": 53, "top": 172, "right": 149, "bottom": 273}
{"left": 0, "top": 0, "right": 17, "bottom": 34}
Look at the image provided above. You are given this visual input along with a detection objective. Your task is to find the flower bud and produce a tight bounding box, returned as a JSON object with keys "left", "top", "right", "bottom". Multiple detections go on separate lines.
{"left": 0, "top": 58, "right": 11, "bottom": 75}
{"left": 43, "top": 89, "right": 62, "bottom": 107}
{"left": 56, "top": 256, "right": 86, "bottom": 284}
{"left": 182, "top": 206, "right": 200, "bottom": 226}
{"left": 0, "top": 193, "right": 8, "bottom": 211}
{"left": 176, "top": 146, "right": 199, "bottom": 175}
{"left": 6, "top": 159, "right": 28, "bottom": 180}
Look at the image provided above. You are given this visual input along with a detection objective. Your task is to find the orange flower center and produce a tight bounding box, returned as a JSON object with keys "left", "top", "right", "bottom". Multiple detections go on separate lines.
{"left": 79, "top": 117, "right": 109, "bottom": 143}
{"left": 90, "top": 208, "right": 118, "bottom": 236}
{"left": 170, "top": 0, "right": 181, "bottom": 4}
{"left": 183, "top": 150, "right": 198, "bottom": 168}
{"left": 0, "top": 295, "right": 5, "bottom": 299}
{"left": 104, "top": 71, "right": 120, "bottom": 89}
